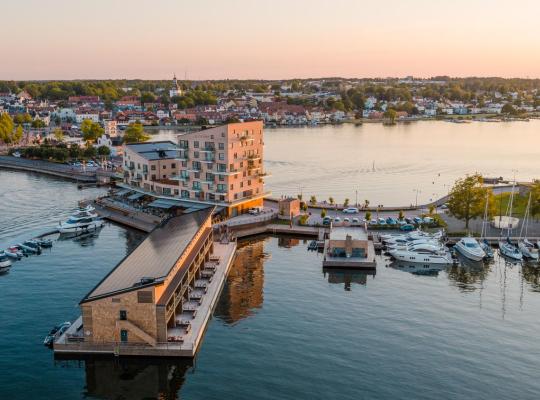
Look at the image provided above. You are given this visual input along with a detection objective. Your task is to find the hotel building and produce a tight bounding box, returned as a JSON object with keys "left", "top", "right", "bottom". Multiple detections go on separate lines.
{"left": 123, "top": 121, "right": 268, "bottom": 216}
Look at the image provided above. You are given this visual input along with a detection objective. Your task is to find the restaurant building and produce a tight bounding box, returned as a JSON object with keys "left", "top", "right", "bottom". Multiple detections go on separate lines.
{"left": 54, "top": 207, "right": 238, "bottom": 357}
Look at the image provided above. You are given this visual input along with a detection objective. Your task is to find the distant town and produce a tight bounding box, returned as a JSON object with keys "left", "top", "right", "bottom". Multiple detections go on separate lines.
{"left": 1, "top": 76, "right": 540, "bottom": 148}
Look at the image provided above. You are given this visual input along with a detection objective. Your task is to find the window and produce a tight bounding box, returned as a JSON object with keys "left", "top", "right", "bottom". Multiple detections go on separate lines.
{"left": 171, "top": 163, "right": 176, "bottom": 169}
{"left": 119, "top": 310, "right": 127, "bottom": 320}
{"left": 217, "top": 184, "right": 226, "bottom": 193}
{"left": 194, "top": 151, "right": 199, "bottom": 159}
{"left": 151, "top": 165, "right": 156, "bottom": 171}
{"left": 193, "top": 181, "right": 201, "bottom": 190}
{"left": 181, "top": 190, "right": 189, "bottom": 198}
{"left": 219, "top": 142, "right": 224, "bottom": 150}
{"left": 137, "top": 290, "right": 153, "bottom": 303}
{"left": 219, "top": 175, "right": 224, "bottom": 181}
{"left": 219, "top": 153, "right": 224, "bottom": 160}
{"left": 162, "top": 165, "right": 166, "bottom": 169}
{"left": 151, "top": 174, "right": 156, "bottom": 180}
{"left": 194, "top": 141, "right": 199, "bottom": 148}
{"left": 120, "top": 329, "right": 128, "bottom": 342}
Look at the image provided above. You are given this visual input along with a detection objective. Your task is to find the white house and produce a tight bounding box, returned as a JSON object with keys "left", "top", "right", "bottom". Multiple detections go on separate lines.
{"left": 75, "top": 112, "right": 99, "bottom": 123}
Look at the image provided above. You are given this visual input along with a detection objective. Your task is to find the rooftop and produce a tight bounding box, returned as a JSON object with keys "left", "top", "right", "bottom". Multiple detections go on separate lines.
{"left": 81, "top": 207, "right": 213, "bottom": 303}
{"left": 125, "top": 141, "right": 179, "bottom": 160}
{"left": 329, "top": 227, "right": 368, "bottom": 241}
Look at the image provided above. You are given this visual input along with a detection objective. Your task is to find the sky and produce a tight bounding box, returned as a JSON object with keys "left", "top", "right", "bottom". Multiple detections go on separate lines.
{"left": 1, "top": 0, "right": 540, "bottom": 80}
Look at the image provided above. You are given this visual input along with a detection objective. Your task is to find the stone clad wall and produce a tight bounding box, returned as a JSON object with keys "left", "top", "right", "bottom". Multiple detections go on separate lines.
{"left": 83, "top": 288, "right": 158, "bottom": 344}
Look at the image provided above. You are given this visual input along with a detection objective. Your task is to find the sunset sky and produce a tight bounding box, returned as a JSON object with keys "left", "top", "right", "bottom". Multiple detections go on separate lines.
{"left": 2, "top": 0, "right": 540, "bottom": 80}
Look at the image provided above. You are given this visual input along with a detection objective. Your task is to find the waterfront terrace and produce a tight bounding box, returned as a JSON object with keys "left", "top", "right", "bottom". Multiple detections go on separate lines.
{"left": 54, "top": 207, "right": 237, "bottom": 357}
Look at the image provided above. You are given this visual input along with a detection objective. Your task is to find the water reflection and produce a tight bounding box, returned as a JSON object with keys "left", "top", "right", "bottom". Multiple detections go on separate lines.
{"left": 388, "top": 260, "right": 446, "bottom": 276}
{"left": 214, "top": 239, "right": 266, "bottom": 324}
{"left": 277, "top": 236, "right": 301, "bottom": 248}
{"left": 522, "top": 264, "right": 540, "bottom": 292}
{"left": 323, "top": 268, "right": 376, "bottom": 290}
{"left": 56, "top": 356, "right": 192, "bottom": 400}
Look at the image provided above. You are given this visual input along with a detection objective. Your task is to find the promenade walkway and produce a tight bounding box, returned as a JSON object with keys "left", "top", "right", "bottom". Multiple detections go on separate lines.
{"left": 0, "top": 156, "right": 97, "bottom": 182}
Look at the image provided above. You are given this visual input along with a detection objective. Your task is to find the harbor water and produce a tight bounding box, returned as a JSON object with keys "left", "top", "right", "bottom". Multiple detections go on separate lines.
{"left": 1, "top": 169, "right": 540, "bottom": 399}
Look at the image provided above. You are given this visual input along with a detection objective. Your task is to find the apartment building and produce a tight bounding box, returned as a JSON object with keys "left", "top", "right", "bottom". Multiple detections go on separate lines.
{"left": 123, "top": 121, "right": 268, "bottom": 216}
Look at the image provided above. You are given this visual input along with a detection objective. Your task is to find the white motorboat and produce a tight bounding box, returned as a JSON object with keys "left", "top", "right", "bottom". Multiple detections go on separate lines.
{"left": 389, "top": 247, "right": 452, "bottom": 265}
{"left": 58, "top": 211, "right": 104, "bottom": 234}
{"left": 386, "top": 240, "right": 443, "bottom": 252}
{"left": 0, "top": 253, "right": 12, "bottom": 273}
{"left": 499, "top": 239, "right": 523, "bottom": 261}
{"left": 454, "top": 237, "right": 486, "bottom": 262}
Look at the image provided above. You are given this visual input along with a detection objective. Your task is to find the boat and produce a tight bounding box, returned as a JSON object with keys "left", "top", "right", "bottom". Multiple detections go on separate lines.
{"left": 43, "top": 321, "right": 71, "bottom": 348}
{"left": 498, "top": 183, "right": 522, "bottom": 261}
{"left": 517, "top": 193, "right": 539, "bottom": 261}
{"left": 389, "top": 247, "right": 452, "bottom": 265}
{"left": 0, "top": 253, "right": 12, "bottom": 273}
{"left": 454, "top": 237, "right": 486, "bottom": 262}
{"left": 58, "top": 210, "right": 104, "bottom": 234}
{"left": 36, "top": 238, "right": 53, "bottom": 248}
{"left": 17, "top": 240, "right": 42, "bottom": 254}
{"left": 3, "top": 246, "right": 23, "bottom": 260}
{"left": 479, "top": 193, "right": 494, "bottom": 258}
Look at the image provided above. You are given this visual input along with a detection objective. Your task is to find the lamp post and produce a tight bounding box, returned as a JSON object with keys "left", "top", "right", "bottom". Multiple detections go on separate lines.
{"left": 355, "top": 190, "right": 358, "bottom": 208}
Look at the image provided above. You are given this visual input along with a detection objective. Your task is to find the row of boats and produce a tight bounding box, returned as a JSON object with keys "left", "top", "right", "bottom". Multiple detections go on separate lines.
{"left": 380, "top": 230, "right": 540, "bottom": 265}
{"left": 0, "top": 205, "right": 104, "bottom": 274}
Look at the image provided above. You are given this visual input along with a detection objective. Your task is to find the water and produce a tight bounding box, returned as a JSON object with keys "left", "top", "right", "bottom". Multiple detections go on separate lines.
{"left": 154, "top": 120, "right": 540, "bottom": 206}
{"left": 2, "top": 170, "right": 540, "bottom": 399}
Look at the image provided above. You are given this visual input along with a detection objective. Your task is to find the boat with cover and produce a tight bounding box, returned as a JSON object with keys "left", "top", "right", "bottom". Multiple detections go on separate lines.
{"left": 17, "top": 240, "right": 41, "bottom": 254}
{"left": 454, "top": 237, "right": 486, "bottom": 262}
{"left": 498, "top": 183, "right": 523, "bottom": 261}
{"left": 3, "top": 246, "right": 23, "bottom": 260}
{"left": 518, "top": 193, "right": 539, "bottom": 261}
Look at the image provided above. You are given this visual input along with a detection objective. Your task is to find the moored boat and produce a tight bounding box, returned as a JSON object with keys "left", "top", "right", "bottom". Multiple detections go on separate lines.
{"left": 0, "top": 253, "right": 12, "bottom": 273}
{"left": 454, "top": 237, "right": 486, "bottom": 262}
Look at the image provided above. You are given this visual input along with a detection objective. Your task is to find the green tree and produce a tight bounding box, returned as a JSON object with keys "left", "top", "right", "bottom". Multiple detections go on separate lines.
{"left": 53, "top": 127, "right": 64, "bottom": 142}
{"left": 124, "top": 122, "right": 149, "bottom": 143}
{"left": 31, "top": 119, "right": 46, "bottom": 128}
{"left": 365, "top": 211, "right": 372, "bottom": 221}
{"left": 97, "top": 145, "right": 111, "bottom": 157}
{"left": 0, "top": 113, "right": 15, "bottom": 143}
{"left": 310, "top": 195, "right": 317, "bottom": 206}
{"left": 530, "top": 180, "right": 540, "bottom": 219}
{"left": 447, "top": 174, "right": 490, "bottom": 229}
{"left": 329, "top": 197, "right": 335, "bottom": 206}
{"left": 501, "top": 103, "right": 518, "bottom": 115}
{"left": 13, "top": 124, "right": 23, "bottom": 143}
{"left": 83, "top": 146, "right": 97, "bottom": 158}
{"left": 81, "top": 119, "right": 104, "bottom": 143}
{"left": 343, "top": 198, "right": 350, "bottom": 207}
{"left": 140, "top": 91, "right": 156, "bottom": 104}
{"left": 383, "top": 109, "right": 397, "bottom": 124}
{"left": 321, "top": 209, "right": 327, "bottom": 218}
{"left": 398, "top": 210, "right": 405, "bottom": 220}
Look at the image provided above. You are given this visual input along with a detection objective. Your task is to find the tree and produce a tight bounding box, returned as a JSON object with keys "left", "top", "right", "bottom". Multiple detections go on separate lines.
{"left": 321, "top": 209, "right": 327, "bottom": 218}
{"left": 329, "top": 197, "right": 335, "bottom": 206}
{"left": 124, "top": 122, "right": 149, "bottom": 143}
{"left": 364, "top": 199, "right": 370, "bottom": 208}
{"left": 0, "top": 113, "right": 15, "bottom": 143}
{"left": 81, "top": 119, "right": 104, "bottom": 143}
{"left": 365, "top": 211, "right": 372, "bottom": 221}
{"left": 398, "top": 210, "right": 404, "bottom": 220}
{"left": 343, "top": 198, "right": 349, "bottom": 207}
{"left": 501, "top": 103, "right": 518, "bottom": 115}
{"left": 83, "top": 146, "right": 97, "bottom": 158}
{"left": 13, "top": 124, "right": 23, "bottom": 143}
{"left": 140, "top": 91, "right": 156, "bottom": 104}
{"left": 310, "top": 195, "right": 317, "bottom": 206}
{"left": 383, "top": 109, "right": 397, "bottom": 124}
{"left": 53, "top": 127, "right": 64, "bottom": 142}
{"left": 447, "top": 174, "right": 490, "bottom": 229}
{"left": 97, "top": 145, "right": 111, "bottom": 157}
{"left": 31, "top": 119, "right": 46, "bottom": 128}
{"left": 530, "top": 180, "right": 540, "bottom": 220}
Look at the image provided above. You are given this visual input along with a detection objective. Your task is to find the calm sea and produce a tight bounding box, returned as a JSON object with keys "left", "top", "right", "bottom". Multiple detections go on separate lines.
{"left": 1, "top": 166, "right": 540, "bottom": 399}
{"left": 154, "top": 120, "right": 540, "bottom": 206}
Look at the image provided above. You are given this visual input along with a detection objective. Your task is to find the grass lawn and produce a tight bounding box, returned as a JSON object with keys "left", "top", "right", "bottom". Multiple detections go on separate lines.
{"left": 493, "top": 192, "right": 527, "bottom": 217}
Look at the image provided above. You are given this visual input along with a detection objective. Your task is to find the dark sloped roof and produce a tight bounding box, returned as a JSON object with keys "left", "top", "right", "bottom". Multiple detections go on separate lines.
{"left": 81, "top": 207, "right": 214, "bottom": 303}
{"left": 126, "top": 141, "right": 179, "bottom": 160}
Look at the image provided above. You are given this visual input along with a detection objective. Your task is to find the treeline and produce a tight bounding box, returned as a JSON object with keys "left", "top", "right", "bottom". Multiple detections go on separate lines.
{"left": 10, "top": 143, "right": 109, "bottom": 163}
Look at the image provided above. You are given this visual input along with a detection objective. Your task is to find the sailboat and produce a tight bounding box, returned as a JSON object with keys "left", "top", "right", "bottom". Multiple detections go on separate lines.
{"left": 479, "top": 192, "right": 494, "bottom": 258}
{"left": 498, "top": 183, "right": 523, "bottom": 261}
{"left": 518, "top": 193, "right": 539, "bottom": 261}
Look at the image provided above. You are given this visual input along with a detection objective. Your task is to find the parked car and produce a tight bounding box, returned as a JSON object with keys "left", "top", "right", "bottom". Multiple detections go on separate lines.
{"left": 423, "top": 216, "right": 434, "bottom": 224}
{"left": 343, "top": 217, "right": 350, "bottom": 223}
{"left": 369, "top": 219, "right": 377, "bottom": 225}
{"left": 342, "top": 207, "right": 359, "bottom": 214}
{"left": 352, "top": 217, "right": 360, "bottom": 223}
{"left": 413, "top": 216, "right": 423, "bottom": 224}
{"left": 322, "top": 216, "right": 332, "bottom": 226}
{"left": 400, "top": 224, "right": 415, "bottom": 231}
{"left": 334, "top": 217, "right": 341, "bottom": 222}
